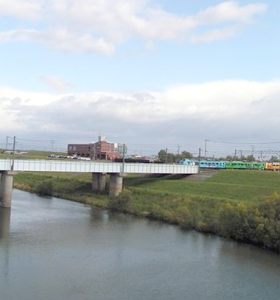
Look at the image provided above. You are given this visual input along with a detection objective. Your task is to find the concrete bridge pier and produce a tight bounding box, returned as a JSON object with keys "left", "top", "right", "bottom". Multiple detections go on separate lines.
{"left": 0, "top": 171, "right": 14, "bottom": 208}
{"left": 92, "top": 173, "right": 107, "bottom": 192}
{"left": 109, "top": 173, "right": 123, "bottom": 197}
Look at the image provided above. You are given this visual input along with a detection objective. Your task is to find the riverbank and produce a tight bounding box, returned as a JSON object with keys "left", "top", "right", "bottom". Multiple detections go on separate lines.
{"left": 14, "top": 170, "right": 280, "bottom": 253}
{"left": 4, "top": 189, "right": 280, "bottom": 300}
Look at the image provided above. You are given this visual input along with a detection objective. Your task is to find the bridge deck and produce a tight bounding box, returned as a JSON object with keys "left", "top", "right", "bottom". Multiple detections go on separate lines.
{"left": 0, "top": 159, "right": 198, "bottom": 174}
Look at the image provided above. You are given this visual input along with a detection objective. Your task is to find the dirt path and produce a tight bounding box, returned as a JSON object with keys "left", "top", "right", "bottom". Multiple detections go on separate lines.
{"left": 185, "top": 170, "right": 218, "bottom": 181}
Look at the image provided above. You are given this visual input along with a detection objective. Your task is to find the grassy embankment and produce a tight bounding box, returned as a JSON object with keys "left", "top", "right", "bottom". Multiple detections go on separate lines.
{"left": 14, "top": 170, "right": 280, "bottom": 253}
{"left": 0, "top": 150, "right": 65, "bottom": 160}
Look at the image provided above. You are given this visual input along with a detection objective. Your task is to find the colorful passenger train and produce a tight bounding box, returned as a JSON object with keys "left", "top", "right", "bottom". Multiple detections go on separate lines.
{"left": 179, "top": 159, "right": 280, "bottom": 171}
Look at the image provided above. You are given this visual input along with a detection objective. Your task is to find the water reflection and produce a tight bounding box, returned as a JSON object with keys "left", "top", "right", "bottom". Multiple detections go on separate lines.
{"left": 0, "top": 208, "right": 11, "bottom": 241}
{"left": 0, "top": 208, "right": 11, "bottom": 280}
{"left": 90, "top": 207, "right": 109, "bottom": 224}
{"left": 219, "top": 239, "right": 280, "bottom": 276}
{"left": 89, "top": 207, "right": 140, "bottom": 227}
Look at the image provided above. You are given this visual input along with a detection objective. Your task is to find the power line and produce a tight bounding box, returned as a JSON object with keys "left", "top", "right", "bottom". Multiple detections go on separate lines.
{"left": 208, "top": 139, "right": 280, "bottom": 145}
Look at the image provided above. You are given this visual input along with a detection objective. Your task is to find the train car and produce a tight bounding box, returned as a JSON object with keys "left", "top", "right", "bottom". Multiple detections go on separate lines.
{"left": 179, "top": 159, "right": 197, "bottom": 166}
{"left": 225, "top": 161, "right": 265, "bottom": 170}
{"left": 180, "top": 159, "right": 266, "bottom": 171}
{"left": 251, "top": 162, "right": 265, "bottom": 170}
{"left": 180, "top": 159, "right": 226, "bottom": 169}
{"left": 199, "top": 160, "right": 226, "bottom": 169}
{"left": 265, "top": 162, "right": 280, "bottom": 171}
{"left": 226, "top": 161, "right": 245, "bottom": 169}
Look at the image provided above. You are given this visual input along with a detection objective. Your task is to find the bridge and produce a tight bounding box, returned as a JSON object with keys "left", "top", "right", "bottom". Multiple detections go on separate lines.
{"left": 0, "top": 159, "right": 198, "bottom": 208}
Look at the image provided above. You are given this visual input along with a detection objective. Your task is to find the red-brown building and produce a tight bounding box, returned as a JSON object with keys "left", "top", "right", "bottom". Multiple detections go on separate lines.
{"left": 68, "top": 138, "right": 121, "bottom": 160}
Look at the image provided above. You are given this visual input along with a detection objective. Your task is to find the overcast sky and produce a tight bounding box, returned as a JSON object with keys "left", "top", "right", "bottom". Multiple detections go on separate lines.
{"left": 0, "top": 0, "right": 279, "bottom": 156}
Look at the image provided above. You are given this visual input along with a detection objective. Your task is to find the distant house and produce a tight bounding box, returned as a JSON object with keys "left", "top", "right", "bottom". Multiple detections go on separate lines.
{"left": 68, "top": 137, "right": 121, "bottom": 160}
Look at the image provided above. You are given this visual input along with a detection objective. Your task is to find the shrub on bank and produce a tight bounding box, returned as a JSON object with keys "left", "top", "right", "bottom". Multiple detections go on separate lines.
{"left": 108, "top": 190, "right": 133, "bottom": 212}
{"left": 123, "top": 187, "right": 280, "bottom": 252}
{"left": 34, "top": 180, "right": 53, "bottom": 196}
{"left": 13, "top": 172, "right": 280, "bottom": 253}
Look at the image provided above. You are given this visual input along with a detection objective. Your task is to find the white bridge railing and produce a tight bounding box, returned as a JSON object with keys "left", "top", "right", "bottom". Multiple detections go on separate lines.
{"left": 0, "top": 159, "right": 198, "bottom": 175}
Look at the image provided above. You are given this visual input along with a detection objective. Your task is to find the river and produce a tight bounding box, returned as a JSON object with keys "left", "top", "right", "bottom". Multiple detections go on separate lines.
{"left": 0, "top": 189, "right": 280, "bottom": 300}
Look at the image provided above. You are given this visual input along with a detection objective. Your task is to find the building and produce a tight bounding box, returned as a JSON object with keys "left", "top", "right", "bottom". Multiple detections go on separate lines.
{"left": 68, "top": 144, "right": 90, "bottom": 157}
{"left": 68, "top": 137, "right": 121, "bottom": 160}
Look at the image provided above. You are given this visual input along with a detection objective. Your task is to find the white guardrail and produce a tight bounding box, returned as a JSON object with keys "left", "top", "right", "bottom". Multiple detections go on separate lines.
{"left": 0, "top": 159, "right": 198, "bottom": 175}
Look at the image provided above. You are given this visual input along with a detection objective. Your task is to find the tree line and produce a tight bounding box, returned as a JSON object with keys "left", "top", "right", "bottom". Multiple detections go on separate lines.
{"left": 157, "top": 149, "right": 193, "bottom": 163}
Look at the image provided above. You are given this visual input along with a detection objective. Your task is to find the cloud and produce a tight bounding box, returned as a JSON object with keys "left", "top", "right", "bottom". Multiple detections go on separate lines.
{"left": 0, "top": 28, "right": 115, "bottom": 54}
{"left": 0, "top": 0, "right": 267, "bottom": 54}
{"left": 1, "top": 80, "right": 280, "bottom": 150}
{"left": 195, "top": 1, "right": 266, "bottom": 24}
{"left": 40, "top": 75, "right": 74, "bottom": 93}
{"left": 0, "top": 0, "right": 41, "bottom": 20}
{"left": 191, "top": 26, "right": 239, "bottom": 44}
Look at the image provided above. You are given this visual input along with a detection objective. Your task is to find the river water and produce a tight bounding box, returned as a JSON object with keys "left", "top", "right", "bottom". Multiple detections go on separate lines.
{"left": 0, "top": 190, "right": 280, "bottom": 300}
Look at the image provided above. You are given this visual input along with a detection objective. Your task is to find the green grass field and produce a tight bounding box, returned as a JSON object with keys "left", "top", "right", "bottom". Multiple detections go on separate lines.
{"left": 124, "top": 170, "right": 280, "bottom": 202}
{"left": 0, "top": 150, "right": 66, "bottom": 160}
{"left": 14, "top": 169, "right": 280, "bottom": 203}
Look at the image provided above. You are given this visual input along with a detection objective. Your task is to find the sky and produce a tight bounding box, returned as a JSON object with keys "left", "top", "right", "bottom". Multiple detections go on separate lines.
{"left": 0, "top": 0, "right": 280, "bottom": 157}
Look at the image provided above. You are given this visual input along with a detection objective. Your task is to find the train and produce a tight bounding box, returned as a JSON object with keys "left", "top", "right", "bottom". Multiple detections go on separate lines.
{"left": 114, "top": 157, "right": 163, "bottom": 164}
{"left": 179, "top": 159, "right": 280, "bottom": 171}
{"left": 113, "top": 156, "right": 280, "bottom": 171}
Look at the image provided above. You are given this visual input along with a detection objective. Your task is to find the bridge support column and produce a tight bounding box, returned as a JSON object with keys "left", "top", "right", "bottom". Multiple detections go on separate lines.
{"left": 92, "top": 173, "right": 107, "bottom": 192}
{"left": 0, "top": 171, "right": 14, "bottom": 208}
{"left": 109, "top": 173, "right": 123, "bottom": 197}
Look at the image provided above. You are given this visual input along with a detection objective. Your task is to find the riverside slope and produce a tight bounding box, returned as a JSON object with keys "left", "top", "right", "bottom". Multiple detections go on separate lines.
{"left": 13, "top": 170, "right": 280, "bottom": 253}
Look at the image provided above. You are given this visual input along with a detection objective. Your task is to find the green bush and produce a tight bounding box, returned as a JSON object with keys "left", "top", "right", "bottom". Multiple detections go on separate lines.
{"left": 108, "top": 190, "right": 133, "bottom": 212}
{"left": 35, "top": 180, "right": 53, "bottom": 196}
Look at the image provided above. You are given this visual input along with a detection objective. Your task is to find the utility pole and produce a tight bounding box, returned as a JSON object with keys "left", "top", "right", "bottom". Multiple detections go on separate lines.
{"left": 204, "top": 139, "right": 209, "bottom": 159}
{"left": 198, "top": 147, "right": 201, "bottom": 173}
{"left": 251, "top": 145, "right": 255, "bottom": 157}
{"left": 177, "top": 145, "right": 180, "bottom": 156}
{"left": 11, "top": 136, "right": 16, "bottom": 171}
{"left": 122, "top": 143, "right": 126, "bottom": 174}
{"left": 240, "top": 150, "right": 243, "bottom": 159}
{"left": 5, "top": 136, "right": 9, "bottom": 151}
{"left": 165, "top": 148, "right": 168, "bottom": 163}
{"left": 50, "top": 140, "right": 55, "bottom": 152}
{"left": 234, "top": 149, "right": 237, "bottom": 158}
